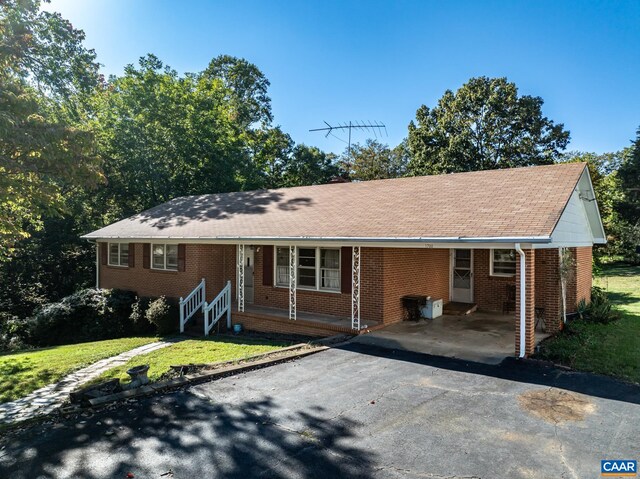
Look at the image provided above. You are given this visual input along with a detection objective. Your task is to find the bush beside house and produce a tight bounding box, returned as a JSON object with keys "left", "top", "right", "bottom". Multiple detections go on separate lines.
{"left": 0, "top": 289, "right": 178, "bottom": 351}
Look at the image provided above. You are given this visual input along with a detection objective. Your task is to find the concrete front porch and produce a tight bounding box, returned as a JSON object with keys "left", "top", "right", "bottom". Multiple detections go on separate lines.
{"left": 354, "top": 312, "right": 551, "bottom": 365}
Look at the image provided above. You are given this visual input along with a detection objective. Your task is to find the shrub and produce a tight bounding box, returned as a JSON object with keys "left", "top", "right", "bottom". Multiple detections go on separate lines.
{"left": 27, "top": 288, "right": 138, "bottom": 346}
{"left": 0, "top": 313, "right": 30, "bottom": 351}
{"left": 145, "top": 296, "right": 176, "bottom": 335}
{"left": 576, "top": 286, "right": 620, "bottom": 324}
{"left": 130, "top": 297, "right": 154, "bottom": 335}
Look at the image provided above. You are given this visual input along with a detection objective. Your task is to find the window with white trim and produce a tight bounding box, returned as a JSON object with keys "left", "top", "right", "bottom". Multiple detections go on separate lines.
{"left": 491, "top": 249, "right": 516, "bottom": 276}
{"left": 297, "top": 248, "right": 317, "bottom": 288}
{"left": 275, "top": 247, "right": 289, "bottom": 287}
{"left": 108, "top": 243, "right": 129, "bottom": 267}
{"left": 274, "top": 247, "right": 341, "bottom": 291}
{"left": 320, "top": 248, "right": 340, "bottom": 290}
{"left": 152, "top": 244, "right": 178, "bottom": 271}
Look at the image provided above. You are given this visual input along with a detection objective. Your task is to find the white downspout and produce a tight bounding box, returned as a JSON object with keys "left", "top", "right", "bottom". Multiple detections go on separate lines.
{"left": 515, "top": 243, "right": 526, "bottom": 358}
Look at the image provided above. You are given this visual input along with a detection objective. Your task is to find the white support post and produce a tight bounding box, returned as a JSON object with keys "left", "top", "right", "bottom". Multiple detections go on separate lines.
{"left": 237, "top": 244, "right": 245, "bottom": 312}
{"left": 226, "top": 280, "right": 232, "bottom": 329}
{"left": 289, "top": 245, "right": 296, "bottom": 320}
{"left": 351, "top": 246, "right": 361, "bottom": 330}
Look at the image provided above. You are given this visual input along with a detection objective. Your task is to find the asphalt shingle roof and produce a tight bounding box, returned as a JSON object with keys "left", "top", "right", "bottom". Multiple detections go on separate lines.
{"left": 82, "top": 162, "right": 587, "bottom": 242}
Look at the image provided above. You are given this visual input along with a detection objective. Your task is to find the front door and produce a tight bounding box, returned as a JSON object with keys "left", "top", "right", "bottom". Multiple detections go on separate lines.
{"left": 451, "top": 249, "right": 473, "bottom": 303}
{"left": 244, "top": 248, "right": 255, "bottom": 304}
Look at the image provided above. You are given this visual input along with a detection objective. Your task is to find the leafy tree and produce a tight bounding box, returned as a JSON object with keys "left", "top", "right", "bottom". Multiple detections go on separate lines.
{"left": 407, "top": 77, "right": 570, "bottom": 175}
{"left": 280, "top": 145, "right": 339, "bottom": 187}
{"left": 340, "top": 139, "right": 409, "bottom": 181}
{"left": 91, "top": 55, "right": 247, "bottom": 217}
{"left": 202, "top": 55, "right": 272, "bottom": 128}
{"left": 244, "top": 127, "right": 294, "bottom": 189}
{"left": 617, "top": 128, "right": 640, "bottom": 225}
{"left": 0, "top": 0, "right": 101, "bottom": 259}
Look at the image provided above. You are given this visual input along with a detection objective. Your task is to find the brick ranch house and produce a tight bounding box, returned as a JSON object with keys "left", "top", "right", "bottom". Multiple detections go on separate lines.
{"left": 82, "top": 162, "right": 605, "bottom": 357}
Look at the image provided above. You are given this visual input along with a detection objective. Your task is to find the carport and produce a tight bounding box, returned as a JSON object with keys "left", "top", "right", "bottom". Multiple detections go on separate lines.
{"left": 355, "top": 311, "right": 552, "bottom": 364}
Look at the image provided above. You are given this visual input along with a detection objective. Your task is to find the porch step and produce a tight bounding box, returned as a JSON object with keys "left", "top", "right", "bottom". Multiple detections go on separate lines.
{"left": 444, "top": 302, "right": 477, "bottom": 316}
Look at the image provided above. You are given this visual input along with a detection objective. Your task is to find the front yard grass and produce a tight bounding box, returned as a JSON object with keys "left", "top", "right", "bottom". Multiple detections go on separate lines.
{"left": 92, "top": 336, "right": 290, "bottom": 385}
{"left": 0, "top": 337, "right": 159, "bottom": 403}
{"left": 535, "top": 262, "right": 640, "bottom": 383}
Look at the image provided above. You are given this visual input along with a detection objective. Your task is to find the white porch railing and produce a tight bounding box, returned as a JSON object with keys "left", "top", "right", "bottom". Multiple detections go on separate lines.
{"left": 179, "top": 278, "right": 206, "bottom": 333}
{"left": 204, "top": 280, "right": 232, "bottom": 336}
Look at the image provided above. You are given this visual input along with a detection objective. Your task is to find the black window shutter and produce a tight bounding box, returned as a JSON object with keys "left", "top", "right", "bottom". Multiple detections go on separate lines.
{"left": 128, "top": 243, "right": 135, "bottom": 268}
{"left": 341, "top": 247, "right": 352, "bottom": 294}
{"left": 263, "top": 245, "right": 274, "bottom": 285}
{"left": 178, "top": 244, "right": 186, "bottom": 272}
{"left": 143, "top": 244, "right": 150, "bottom": 269}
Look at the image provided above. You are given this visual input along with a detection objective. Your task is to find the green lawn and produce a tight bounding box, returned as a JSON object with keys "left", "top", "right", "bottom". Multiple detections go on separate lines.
{"left": 536, "top": 262, "right": 640, "bottom": 383}
{"left": 0, "top": 337, "right": 159, "bottom": 403}
{"left": 92, "top": 336, "right": 290, "bottom": 385}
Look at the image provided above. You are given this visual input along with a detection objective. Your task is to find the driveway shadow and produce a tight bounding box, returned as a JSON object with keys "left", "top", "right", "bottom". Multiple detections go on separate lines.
{"left": 1, "top": 393, "right": 375, "bottom": 479}
{"left": 338, "top": 341, "right": 640, "bottom": 405}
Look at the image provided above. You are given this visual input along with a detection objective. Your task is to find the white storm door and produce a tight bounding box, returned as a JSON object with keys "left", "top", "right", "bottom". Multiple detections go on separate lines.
{"left": 244, "top": 248, "right": 255, "bottom": 304}
{"left": 451, "top": 249, "right": 473, "bottom": 303}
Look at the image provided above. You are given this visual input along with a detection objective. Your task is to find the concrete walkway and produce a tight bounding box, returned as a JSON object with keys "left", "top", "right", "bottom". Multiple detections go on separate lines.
{"left": 0, "top": 340, "right": 180, "bottom": 424}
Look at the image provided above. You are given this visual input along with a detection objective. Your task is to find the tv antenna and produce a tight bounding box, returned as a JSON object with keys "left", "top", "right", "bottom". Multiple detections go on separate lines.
{"left": 309, "top": 121, "right": 387, "bottom": 155}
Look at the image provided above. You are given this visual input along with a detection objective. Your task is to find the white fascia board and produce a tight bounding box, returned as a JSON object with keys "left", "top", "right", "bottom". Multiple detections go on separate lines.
{"left": 83, "top": 236, "right": 546, "bottom": 249}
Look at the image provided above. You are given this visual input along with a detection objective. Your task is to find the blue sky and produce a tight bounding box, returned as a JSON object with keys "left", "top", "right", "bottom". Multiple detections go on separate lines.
{"left": 46, "top": 0, "right": 639, "bottom": 155}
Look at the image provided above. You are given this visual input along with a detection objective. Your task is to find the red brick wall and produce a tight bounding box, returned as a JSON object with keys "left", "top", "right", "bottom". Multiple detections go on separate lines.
{"left": 564, "top": 246, "right": 593, "bottom": 313}
{"left": 473, "top": 249, "right": 515, "bottom": 312}
{"left": 252, "top": 247, "right": 384, "bottom": 324}
{"left": 252, "top": 246, "right": 449, "bottom": 325}
{"left": 534, "top": 248, "right": 562, "bottom": 333}
{"left": 381, "top": 248, "right": 450, "bottom": 323}
{"left": 232, "top": 311, "right": 355, "bottom": 337}
{"left": 98, "top": 243, "right": 236, "bottom": 300}
{"left": 574, "top": 246, "right": 593, "bottom": 307}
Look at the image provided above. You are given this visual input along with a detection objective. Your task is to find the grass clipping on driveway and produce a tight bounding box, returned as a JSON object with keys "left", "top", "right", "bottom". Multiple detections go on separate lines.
{"left": 536, "top": 263, "right": 640, "bottom": 383}
{"left": 0, "top": 337, "right": 159, "bottom": 403}
{"left": 93, "top": 336, "right": 290, "bottom": 385}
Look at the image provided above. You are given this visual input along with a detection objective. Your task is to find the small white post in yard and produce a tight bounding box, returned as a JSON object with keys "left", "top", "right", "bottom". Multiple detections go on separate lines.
{"left": 289, "top": 245, "right": 296, "bottom": 320}
{"left": 179, "top": 296, "right": 185, "bottom": 333}
{"left": 351, "top": 246, "right": 361, "bottom": 330}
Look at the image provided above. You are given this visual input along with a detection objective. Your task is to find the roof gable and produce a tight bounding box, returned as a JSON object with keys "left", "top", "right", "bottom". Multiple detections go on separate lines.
{"left": 551, "top": 167, "right": 607, "bottom": 245}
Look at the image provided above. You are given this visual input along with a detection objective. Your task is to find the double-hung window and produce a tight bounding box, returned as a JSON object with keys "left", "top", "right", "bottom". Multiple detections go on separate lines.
{"left": 275, "top": 247, "right": 289, "bottom": 287}
{"left": 491, "top": 249, "right": 516, "bottom": 276}
{"left": 108, "top": 243, "right": 129, "bottom": 267}
{"left": 320, "top": 249, "right": 340, "bottom": 290}
{"left": 152, "top": 244, "right": 178, "bottom": 271}
{"left": 274, "top": 247, "right": 340, "bottom": 291}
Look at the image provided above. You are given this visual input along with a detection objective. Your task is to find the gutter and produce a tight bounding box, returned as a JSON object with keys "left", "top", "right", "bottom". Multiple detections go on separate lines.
{"left": 514, "top": 243, "right": 526, "bottom": 358}
{"left": 80, "top": 234, "right": 553, "bottom": 244}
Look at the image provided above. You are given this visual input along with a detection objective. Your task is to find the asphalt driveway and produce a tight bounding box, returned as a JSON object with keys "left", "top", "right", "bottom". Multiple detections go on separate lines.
{"left": 1, "top": 342, "right": 638, "bottom": 479}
